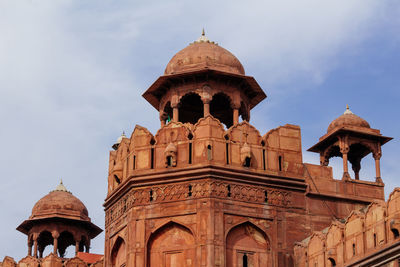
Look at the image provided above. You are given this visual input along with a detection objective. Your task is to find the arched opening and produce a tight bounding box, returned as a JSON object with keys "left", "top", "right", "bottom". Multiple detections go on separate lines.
{"left": 178, "top": 93, "right": 203, "bottom": 124}
{"left": 79, "top": 235, "right": 88, "bottom": 253}
{"left": 348, "top": 143, "right": 373, "bottom": 180}
{"left": 328, "top": 257, "right": 336, "bottom": 267}
{"left": 58, "top": 231, "right": 75, "bottom": 258}
{"left": 239, "top": 101, "right": 249, "bottom": 122}
{"left": 243, "top": 254, "right": 248, "bottom": 267}
{"left": 244, "top": 156, "right": 251, "bottom": 167}
{"left": 210, "top": 93, "right": 233, "bottom": 128}
{"left": 111, "top": 237, "right": 126, "bottom": 267}
{"left": 392, "top": 228, "right": 399, "bottom": 239}
{"left": 226, "top": 222, "right": 270, "bottom": 267}
{"left": 163, "top": 102, "right": 173, "bottom": 124}
{"left": 37, "top": 231, "right": 53, "bottom": 258}
{"left": 147, "top": 222, "right": 195, "bottom": 267}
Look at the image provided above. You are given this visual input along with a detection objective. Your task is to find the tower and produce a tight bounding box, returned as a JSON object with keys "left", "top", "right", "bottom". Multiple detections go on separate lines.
{"left": 104, "top": 32, "right": 389, "bottom": 267}
{"left": 17, "top": 181, "right": 102, "bottom": 259}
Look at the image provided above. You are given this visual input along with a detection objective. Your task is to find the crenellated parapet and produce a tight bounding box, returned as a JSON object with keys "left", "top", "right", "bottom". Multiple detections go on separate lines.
{"left": 107, "top": 116, "right": 307, "bottom": 196}
{"left": 294, "top": 188, "right": 400, "bottom": 266}
{"left": 0, "top": 254, "right": 103, "bottom": 267}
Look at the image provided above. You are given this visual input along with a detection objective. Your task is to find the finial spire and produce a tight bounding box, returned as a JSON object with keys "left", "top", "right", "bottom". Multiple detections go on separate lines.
{"left": 55, "top": 179, "right": 68, "bottom": 192}
{"left": 344, "top": 104, "right": 353, "bottom": 115}
{"left": 194, "top": 28, "right": 213, "bottom": 44}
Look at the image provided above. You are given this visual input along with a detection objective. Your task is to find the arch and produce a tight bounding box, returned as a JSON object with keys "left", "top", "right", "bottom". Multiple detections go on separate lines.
{"left": 328, "top": 257, "right": 336, "bottom": 267}
{"left": 111, "top": 236, "right": 126, "bottom": 267}
{"left": 147, "top": 221, "right": 196, "bottom": 267}
{"left": 58, "top": 231, "right": 75, "bottom": 258}
{"left": 37, "top": 231, "right": 53, "bottom": 258}
{"left": 162, "top": 101, "right": 173, "bottom": 123}
{"left": 178, "top": 93, "right": 204, "bottom": 124}
{"left": 226, "top": 221, "right": 270, "bottom": 267}
{"left": 210, "top": 92, "right": 233, "bottom": 128}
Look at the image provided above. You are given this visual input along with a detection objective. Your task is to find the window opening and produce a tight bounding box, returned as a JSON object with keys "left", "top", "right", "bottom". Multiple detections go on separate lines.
{"left": 226, "top": 143, "right": 229, "bottom": 164}
{"left": 352, "top": 243, "right": 356, "bottom": 256}
{"left": 188, "top": 185, "right": 192, "bottom": 197}
{"left": 189, "top": 143, "right": 192, "bottom": 164}
{"left": 243, "top": 254, "right": 248, "bottom": 267}
{"left": 114, "top": 175, "right": 121, "bottom": 185}
{"left": 328, "top": 258, "right": 336, "bottom": 267}
{"left": 227, "top": 185, "right": 231, "bottom": 197}
{"left": 392, "top": 228, "right": 400, "bottom": 239}
{"left": 133, "top": 155, "right": 136, "bottom": 170}
{"left": 262, "top": 149, "right": 266, "bottom": 170}
{"left": 244, "top": 157, "right": 251, "bottom": 167}
{"left": 210, "top": 93, "right": 233, "bottom": 128}
{"left": 167, "top": 156, "right": 173, "bottom": 167}
{"left": 278, "top": 156, "right": 282, "bottom": 171}
{"left": 207, "top": 145, "right": 212, "bottom": 160}
{"left": 264, "top": 191, "right": 268, "bottom": 203}
{"left": 149, "top": 190, "right": 153, "bottom": 202}
{"left": 151, "top": 148, "right": 154, "bottom": 169}
{"left": 374, "top": 233, "right": 377, "bottom": 247}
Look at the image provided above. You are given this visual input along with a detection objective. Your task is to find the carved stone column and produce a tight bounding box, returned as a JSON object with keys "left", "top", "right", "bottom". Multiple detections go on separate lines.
{"left": 33, "top": 233, "right": 38, "bottom": 258}
{"left": 28, "top": 239, "right": 33, "bottom": 256}
{"left": 159, "top": 111, "right": 167, "bottom": 127}
{"left": 171, "top": 103, "right": 179, "bottom": 122}
{"left": 374, "top": 150, "right": 382, "bottom": 183}
{"left": 52, "top": 231, "right": 59, "bottom": 255}
{"left": 232, "top": 102, "right": 240, "bottom": 125}
{"left": 203, "top": 99, "right": 210, "bottom": 117}
{"left": 339, "top": 136, "right": 351, "bottom": 180}
{"left": 75, "top": 241, "right": 80, "bottom": 255}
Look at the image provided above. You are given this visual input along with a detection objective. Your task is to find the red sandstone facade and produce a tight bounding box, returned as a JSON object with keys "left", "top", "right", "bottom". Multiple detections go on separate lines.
{"left": 103, "top": 33, "right": 391, "bottom": 266}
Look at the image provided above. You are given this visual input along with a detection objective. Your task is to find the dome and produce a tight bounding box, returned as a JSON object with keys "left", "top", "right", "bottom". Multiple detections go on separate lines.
{"left": 327, "top": 105, "right": 370, "bottom": 133}
{"left": 30, "top": 181, "right": 90, "bottom": 222}
{"left": 164, "top": 31, "right": 245, "bottom": 75}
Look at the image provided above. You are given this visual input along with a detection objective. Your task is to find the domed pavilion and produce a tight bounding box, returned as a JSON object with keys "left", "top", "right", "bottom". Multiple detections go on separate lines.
{"left": 17, "top": 181, "right": 102, "bottom": 258}
{"left": 308, "top": 105, "right": 392, "bottom": 181}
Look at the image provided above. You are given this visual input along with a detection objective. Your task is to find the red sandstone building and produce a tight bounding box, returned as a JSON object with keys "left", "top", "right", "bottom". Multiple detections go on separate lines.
{"left": 1, "top": 32, "right": 399, "bottom": 267}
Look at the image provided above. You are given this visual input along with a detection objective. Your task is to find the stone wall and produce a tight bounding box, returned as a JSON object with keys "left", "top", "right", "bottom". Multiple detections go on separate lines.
{"left": 0, "top": 254, "right": 103, "bottom": 267}
{"left": 294, "top": 188, "right": 400, "bottom": 266}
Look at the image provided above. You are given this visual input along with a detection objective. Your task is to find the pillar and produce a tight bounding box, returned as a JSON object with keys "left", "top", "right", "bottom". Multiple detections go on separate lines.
{"left": 75, "top": 241, "right": 80, "bottom": 255}
{"left": 233, "top": 108, "right": 239, "bottom": 125}
{"left": 52, "top": 231, "right": 59, "bottom": 255}
{"left": 33, "top": 235, "right": 38, "bottom": 258}
{"left": 86, "top": 239, "right": 90, "bottom": 253}
{"left": 203, "top": 100, "right": 210, "bottom": 117}
{"left": 339, "top": 136, "right": 350, "bottom": 181}
{"left": 28, "top": 240, "right": 33, "bottom": 256}
{"left": 172, "top": 103, "right": 179, "bottom": 122}
{"left": 374, "top": 151, "right": 382, "bottom": 183}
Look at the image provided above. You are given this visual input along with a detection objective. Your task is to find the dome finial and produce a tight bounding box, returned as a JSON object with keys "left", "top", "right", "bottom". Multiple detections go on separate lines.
{"left": 55, "top": 179, "right": 68, "bottom": 192}
{"left": 344, "top": 104, "right": 353, "bottom": 115}
{"left": 194, "top": 29, "right": 211, "bottom": 43}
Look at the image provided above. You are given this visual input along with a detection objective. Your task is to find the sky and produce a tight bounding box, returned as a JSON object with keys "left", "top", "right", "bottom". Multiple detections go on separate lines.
{"left": 1, "top": 0, "right": 400, "bottom": 261}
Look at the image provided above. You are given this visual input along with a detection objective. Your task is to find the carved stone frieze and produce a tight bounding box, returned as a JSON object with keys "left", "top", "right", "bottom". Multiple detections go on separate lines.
{"left": 105, "top": 179, "right": 292, "bottom": 226}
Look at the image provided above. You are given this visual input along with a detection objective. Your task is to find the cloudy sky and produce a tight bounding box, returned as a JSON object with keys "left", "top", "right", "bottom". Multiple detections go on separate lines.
{"left": 1, "top": 0, "right": 399, "bottom": 260}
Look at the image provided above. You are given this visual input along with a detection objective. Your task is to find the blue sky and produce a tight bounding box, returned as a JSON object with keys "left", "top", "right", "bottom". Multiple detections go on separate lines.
{"left": 0, "top": 0, "right": 399, "bottom": 260}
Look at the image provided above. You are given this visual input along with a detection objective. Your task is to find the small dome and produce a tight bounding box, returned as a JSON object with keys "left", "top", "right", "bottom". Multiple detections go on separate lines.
{"left": 164, "top": 31, "right": 245, "bottom": 75}
{"left": 116, "top": 132, "right": 126, "bottom": 144}
{"left": 31, "top": 182, "right": 90, "bottom": 221}
{"left": 327, "top": 105, "right": 370, "bottom": 133}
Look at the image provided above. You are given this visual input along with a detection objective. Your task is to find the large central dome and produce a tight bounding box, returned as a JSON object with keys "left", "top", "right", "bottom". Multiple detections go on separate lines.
{"left": 164, "top": 31, "right": 245, "bottom": 75}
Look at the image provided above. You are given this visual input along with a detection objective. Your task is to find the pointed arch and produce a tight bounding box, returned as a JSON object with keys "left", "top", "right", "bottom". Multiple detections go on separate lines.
{"left": 226, "top": 221, "right": 270, "bottom": 267}
{"left": 147, "top": 221, "right": 196, "bottom": 267}
{"left": 111, "top": 236, "right": 126, "bottom": 267}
